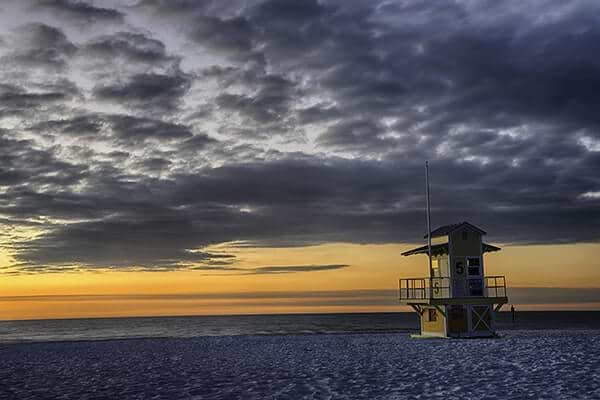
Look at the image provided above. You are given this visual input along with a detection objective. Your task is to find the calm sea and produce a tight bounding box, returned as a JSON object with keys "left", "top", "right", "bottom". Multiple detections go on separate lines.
{"left": 0, "top": 311, "right": 599, "bottom": 344}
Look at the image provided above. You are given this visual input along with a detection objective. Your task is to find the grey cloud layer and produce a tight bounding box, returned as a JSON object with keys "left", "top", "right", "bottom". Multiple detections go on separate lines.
{"left": 0, "top": 0, "right": 599, "bottom": 272}
{"left": 93, "top": 71, "right": 192, "bottom": 111}
{"left": 35, "top": 0, "right": 125, "bottom": 24}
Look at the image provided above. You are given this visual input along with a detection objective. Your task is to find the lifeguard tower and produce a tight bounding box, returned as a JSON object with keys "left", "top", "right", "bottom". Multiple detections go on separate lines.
{"left": 399, "top": 163, "right": 508, "bottom": 338}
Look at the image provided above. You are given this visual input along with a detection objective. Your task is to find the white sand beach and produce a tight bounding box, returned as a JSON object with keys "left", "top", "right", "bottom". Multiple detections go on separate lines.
{"left": 1, "top": 329, "right": 599, "bottom": 399}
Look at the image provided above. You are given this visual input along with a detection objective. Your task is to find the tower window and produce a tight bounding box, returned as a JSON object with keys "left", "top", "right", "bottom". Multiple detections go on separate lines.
{"left": 467, "top": 258, "right": 480, "bottom": 267}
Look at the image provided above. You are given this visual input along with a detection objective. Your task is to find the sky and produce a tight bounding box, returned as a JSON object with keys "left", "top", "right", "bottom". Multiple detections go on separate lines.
{"left": 0, "top": 0, "right": 599, "bottom": 320}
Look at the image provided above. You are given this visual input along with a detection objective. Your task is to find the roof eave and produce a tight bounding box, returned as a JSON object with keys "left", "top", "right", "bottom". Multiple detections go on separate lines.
{"left": 402, "top": 242, "right": 501, "bottom": 256}
{"left": 423, "top": 221, "right": 488, "bottom": 239}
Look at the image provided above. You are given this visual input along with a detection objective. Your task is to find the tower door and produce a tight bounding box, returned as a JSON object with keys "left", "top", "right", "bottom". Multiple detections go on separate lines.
{"left": 466, "top": 256, "right": 483, "bottom": 296}
{"left": 452, "top": 257, "right": 483, "bottom": 297}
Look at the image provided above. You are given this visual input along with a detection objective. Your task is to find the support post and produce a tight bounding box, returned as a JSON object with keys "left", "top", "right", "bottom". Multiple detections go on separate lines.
{"left": 410, "top": 304, "right": 423, "bottom": 315}
{"left": 433, "top": 304, "right": 446, "bottom": 318}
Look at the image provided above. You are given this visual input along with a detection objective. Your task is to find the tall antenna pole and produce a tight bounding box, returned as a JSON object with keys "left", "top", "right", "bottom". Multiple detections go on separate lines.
{"left": 426, "top": 161, "right": 433, "bottom": 277}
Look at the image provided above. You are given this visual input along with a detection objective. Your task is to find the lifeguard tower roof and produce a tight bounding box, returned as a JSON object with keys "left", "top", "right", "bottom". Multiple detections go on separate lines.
{"left": 425, "top": 221, "right": 486, "bottom": 238}
{"left": 402, "top": 221, "right": 501, "bottom": 256}
{"left": 401, "top": 242, "right": 501, "bottom": 257}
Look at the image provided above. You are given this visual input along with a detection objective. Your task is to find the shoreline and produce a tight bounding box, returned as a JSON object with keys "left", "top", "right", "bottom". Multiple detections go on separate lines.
{"left": 2, "top": 311, "right": 600, "bottom": 345}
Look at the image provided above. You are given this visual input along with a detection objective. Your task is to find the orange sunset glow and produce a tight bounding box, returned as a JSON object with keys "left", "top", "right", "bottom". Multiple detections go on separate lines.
{"left": 2, "top": 242, "right": 599, "bottom": 320}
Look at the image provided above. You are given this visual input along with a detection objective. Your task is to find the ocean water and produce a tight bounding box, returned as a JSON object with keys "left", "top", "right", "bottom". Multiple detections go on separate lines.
{"left": 1, "top": 311, "right": 599, "bottom": 343}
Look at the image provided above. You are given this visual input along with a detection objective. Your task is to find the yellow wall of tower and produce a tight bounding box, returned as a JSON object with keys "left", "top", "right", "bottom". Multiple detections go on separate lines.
{"left": 421, "top": 306, "right": 446, "bottom": 334}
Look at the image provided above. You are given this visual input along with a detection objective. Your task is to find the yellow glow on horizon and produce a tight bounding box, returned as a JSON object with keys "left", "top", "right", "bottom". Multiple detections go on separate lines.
{"left": 485, "top": 242, "right": 600, "bottom": 287}
{"left": 1, "top": 242, "right": 599, "bottom": 320}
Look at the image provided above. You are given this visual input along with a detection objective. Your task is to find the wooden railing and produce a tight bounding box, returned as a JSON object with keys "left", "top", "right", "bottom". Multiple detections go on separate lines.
{"left": 399, "top": 276, "right": 506, "bottom": 301}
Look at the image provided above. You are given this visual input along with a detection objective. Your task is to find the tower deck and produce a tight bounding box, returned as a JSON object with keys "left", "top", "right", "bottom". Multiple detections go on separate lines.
{"left": 399, "top": 276, "right": 508, "bottom": 312}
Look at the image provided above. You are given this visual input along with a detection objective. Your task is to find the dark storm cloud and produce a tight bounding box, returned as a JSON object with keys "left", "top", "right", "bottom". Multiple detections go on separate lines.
{"left": 10, "top": 151, "right": 598, "bottom": 271}
{"left": 105, "top": 114, "right": 193, "bottom": 143}
{"left": 318, "top": 119, "right": 396, "bottom": 152}
{"left": 27, "top": 113, "right": 196, "bottom": 144}
{"left": 215, "top": 90, "right": 288, "bottom": 125}
{"left": 82, "top": 32, "right": 175, "bottom": 65}
{"left": 137, "top": 2, "right": 265, "bottom": 64}
{"left": 0, "top": 130, "right": 88, "bottom": 189}
{"left": 93, "top": 71, "right": 192, "bottom": 111}
{"left": 9, "top": 45, "right": 73, "bottom": 72}
{"left": 135, "top": 157, "right": 172, "bottom": 173}
{"left": 207, "top": 68, "right": 298, "bottom": 128}
{"left": 133, "top": 0, "right": 203, "bottom": 15}
{"left": 196, "top": 264, "right": 350, "bottom": 275}
{"left": 17, "top": 221, "right": 218, "bottom": 271}
{"left": 0, "top": 84, "right": 66, "bottom": 108}
{"left": 250, "top": 264, "right": 349, "bottom": 274}
{"left": 2, "top": 0, "right": 600, "bottom": 273}
{"left": 254, "top": 0, "right": 324, "bottom": 21}
{"left": 134, "top": 0, "right": 246, "bottom": 22}
{"left": 192, "top": 16, "right": 254, "bottom": 55}
{"left": 34, "top": 0, "right": 124, "bottom": 24}
{"left": 241, "top": 0, "right": 600, "bottom": 143}
{"left": 2, "top": 23, "right": 76, "bottom": 71}
{"left": 28, "top": 114, "right": 103, "bottom": 137}
{"left": 10, "top": 198, "right": 239, "bottom": 271}
{"left": 178, "top": 134, "right": 217, "bottom": 151}
{"left": 296, "top": 104, "right": 342, "bottom": 125}
{"left": 16, "top": 22, "right": 76, "bottom": 52}
{"left": 0, "top": 83, "right": 77, "bottom": 117}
